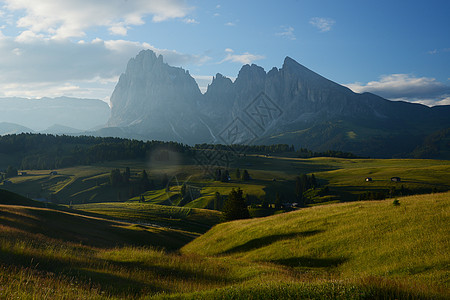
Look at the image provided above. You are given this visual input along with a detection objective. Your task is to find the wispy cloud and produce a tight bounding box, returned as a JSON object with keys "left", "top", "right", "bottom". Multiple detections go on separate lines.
{"left": 276, "top": 26, "right": 296, "bottom": 40}
{"left": 344, "top": 74, "right": 450, "bottom": 106}
{"left": 309, "top": 17, "right": 335, "bottom": 32}
{"left": 225, "top": 21, "right": 236, "bottom": 26}
{"left": 183, "top": 18, "right": 199, "bottom": 24}
{"left": 427, "top": 48, "right": 450, "bottom": 55}
{"left": 220, "top": 48, "right": 264, "bottom": 65}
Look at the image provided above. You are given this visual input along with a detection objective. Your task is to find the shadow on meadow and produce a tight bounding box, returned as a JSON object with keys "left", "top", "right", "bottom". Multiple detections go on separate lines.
{"left": 0, "top": 244, "right": 232, "bottom": 297}
{"left": 271, "top": 256, "right": 348, "bottom": 268}
{"left": 0, "top": 206, "right": 195, "bottom": 250}
{"left": 220, "top": 230, "right": 323, "bottom": 255}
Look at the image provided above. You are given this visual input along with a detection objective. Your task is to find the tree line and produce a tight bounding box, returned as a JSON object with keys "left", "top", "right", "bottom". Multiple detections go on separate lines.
{"left": 296, "top": 148, "right": 360, "bottom": 159}
{"left": 0, "top": 133, "right": 189, "bottom": 170}
{"left": 195, "top": 143, "right": 295, "bottom": 153}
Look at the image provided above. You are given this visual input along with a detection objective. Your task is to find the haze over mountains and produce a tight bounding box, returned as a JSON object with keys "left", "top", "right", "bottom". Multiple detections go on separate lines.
{"left": 1, "top": 50, "right": 449, "bottom": 158}
{"left": 107, "top": 50, "right": 450, "bottom": 158}
{"left": 0, "top": 97, "right": 110, "bottom": 134}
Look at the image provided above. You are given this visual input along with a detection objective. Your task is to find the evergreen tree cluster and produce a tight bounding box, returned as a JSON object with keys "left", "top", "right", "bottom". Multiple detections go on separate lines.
{"left": 296, "top": 148, "right": 360, "bottom": 159}
{"left": 214, "top": 168, "right": 230, "bottom": 182}
{"left": 109, "top": 168, "right": 153, "bottom": 199}
{"left": 295, "top": 174, "right": 318, "bottom": 206}
{"left": 195, "top": 143, "right": 295, "bottom": 154}
{"left": 222, "top": 188, "right": 250, "bottom": 221}
{"left": 358, "top": 191, "right": 386, "bottom": 201}
{"left": 241, "top": 169, "right": 250, "bottom": 181}
{"left": 5, "top": 166, "right": 18, "bottom": 179}
{"left": 0, "top": 133, "right": 189, "bottom": 170}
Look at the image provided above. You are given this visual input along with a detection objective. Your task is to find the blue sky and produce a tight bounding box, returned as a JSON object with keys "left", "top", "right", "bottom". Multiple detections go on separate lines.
{"left": 0, "top": 0, "right": 448, "bottom": 106}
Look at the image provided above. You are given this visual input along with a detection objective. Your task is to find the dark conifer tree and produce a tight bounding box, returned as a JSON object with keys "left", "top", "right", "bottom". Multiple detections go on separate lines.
{"left": 140, "top": 170, "right": 150, "bottom": 191}
{"left": 295, "top": 176, "right": 304, "bottom": 206}
{"left": 123, "top": 167, "right": 131, "bottom": 184}
{"left": 214, "top": 191, "right": 221, "bottom": 210}
{"left": 5, "top": 166, "right": 18, "bottom": 179}
{"left": 235, "top": 168, "right": 241, "bottom": 180}
{"left": 215, "top": 168, "right": 222, "bottom": 181}
{"left": 311, "top": 173, "right": 317, "bottom": 188}
{"left": 222, "top": 188, "right": 250, "bottom": 221}
{"left": 110, "top": 169, "right": 122, "bottom": 187}
{"left": 241, "top": 169, "right": 250, "bottom": 181}
{"left": 162, "top": 173, "right": 169, "bottom": 190}
{"left": 221, "top": 169, "right": 230, "bottom": 182}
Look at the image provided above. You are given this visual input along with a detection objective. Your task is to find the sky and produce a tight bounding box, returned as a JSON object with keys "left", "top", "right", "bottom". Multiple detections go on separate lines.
{"left": 0, "top": 0, "right": 449, "bottom": 106}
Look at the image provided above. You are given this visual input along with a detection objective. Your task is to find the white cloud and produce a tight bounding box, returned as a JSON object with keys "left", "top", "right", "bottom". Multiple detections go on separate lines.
{"left": 108, "top": 24, "right": 129, "bottom": 36}
{"left": 14, "top": 30, "right": 45, "bottom": 43}
{"left": 309, "top": 17, "right": 335, "bottom": 32}
{"left": 183, "top": 18, "right": 199, "bottom": 24}
{"left": 435, "top": 97, "right": 450, "bottom": 106}
{"left": 0, "top": 34, "right": 210, "bottom": 100}
{"left": 220, "top": 48, "right": 264, "bottom": 65}
{"left": 427, "top": 48, "right": 450, "bottom": 55}
{"left": 192, "top": 75, "right": 213, "bottom": 93}
{"left": 276, "top": 26, "right": 296, "bottom": 40}
{"left": 344, "top": 74, "right": 450, "bottom": 106}
{"left": 225, "top": 22, "right": 236, "bottom": 26}
{"left": 11, "top": 47, "right": 22, "bottom": 55}
{"left": 3, "top": 0, "right": 192, "bottom": 39}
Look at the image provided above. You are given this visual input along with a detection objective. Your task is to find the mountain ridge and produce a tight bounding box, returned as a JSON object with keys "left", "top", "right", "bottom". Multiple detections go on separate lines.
{"left": 106, "top": 50, "right": 450, "bottom": 158}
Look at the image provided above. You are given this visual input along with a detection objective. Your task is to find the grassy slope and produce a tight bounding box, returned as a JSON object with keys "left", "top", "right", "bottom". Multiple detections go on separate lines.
{"left": 0, "top": 192, "right": 448, "bottom": 299}
{"left": 183, "top": 192, "right": 450, "bottom": 296}
{"left": 0, "top": 204, "right": 195, "bottom": 250}
{"left": 0, "top": 189, "right": 55, "bottom": 208}
{"left": 73, "top": 202, "right": 221, "bottom": 234}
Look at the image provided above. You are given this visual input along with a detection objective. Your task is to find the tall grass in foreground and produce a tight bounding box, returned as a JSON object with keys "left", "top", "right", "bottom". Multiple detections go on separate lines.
{"left": 182, "top": 192, "right": 450, "bottom": 297}
{"left": 1, "top": 193, "right": 449, "bottom": 299}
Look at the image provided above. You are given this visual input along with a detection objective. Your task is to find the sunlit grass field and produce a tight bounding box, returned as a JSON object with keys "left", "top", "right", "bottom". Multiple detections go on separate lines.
{"left": 3, "top": 156, "right": 449, "bottom": 209}
{"left": 73, "top": 202, "right": 221, "bottom": 234}
{"left": 0, "top": 192, "right": 448, "bottom": 299}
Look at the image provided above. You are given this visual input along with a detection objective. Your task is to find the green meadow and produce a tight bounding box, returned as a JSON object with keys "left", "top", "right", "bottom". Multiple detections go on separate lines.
{"left": 3, "top": 155, "right": 449, "bottom": 209}
{"left": 0, "top": 192, "right": 448, "bottom": 299}
{"left": 1, "top": 155, "right": 449, "bottom": 298}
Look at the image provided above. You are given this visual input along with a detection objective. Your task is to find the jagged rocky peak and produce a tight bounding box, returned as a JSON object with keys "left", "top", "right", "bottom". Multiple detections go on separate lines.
{"left": 206, "top": 73, "right": 233, "bottom": 93}
{"left": 107, "top": 49, "right": 206, "bottom": 142}
{"left": 282, "top": 56, "right": 321, "bottom": 78}
{"left": 236, "top": 63, "right": 266, "bottom": 80}
{"left": 280, "top": 56, "right": 350, "bottom": 92}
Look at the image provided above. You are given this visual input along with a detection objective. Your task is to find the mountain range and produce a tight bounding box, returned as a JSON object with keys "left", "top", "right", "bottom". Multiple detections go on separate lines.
{"left": 0, "top": 96, "right": 110, "bottom": 133}
{"left": 107, "top": 50, "right": 450, "bottom": 158}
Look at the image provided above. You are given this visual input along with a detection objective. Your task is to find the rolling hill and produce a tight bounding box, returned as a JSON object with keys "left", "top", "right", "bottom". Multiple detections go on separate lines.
{"left": 0, "top": 190, "right": 448, "bottom": 299}
{"left": 182, "top": 192, "right": 450, "bottom": 298}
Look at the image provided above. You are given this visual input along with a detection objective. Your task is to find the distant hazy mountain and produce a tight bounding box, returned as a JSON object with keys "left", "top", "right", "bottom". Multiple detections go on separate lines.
{"left": 0, "top": 96, "right": 110, "bottom": 131}
{"left": 0, "top": 122, "right": 34, "bottom": 135}
{"left": 107, "top": 50, "right": 450, "bottom": 158}
{"left": 41, "top": 124, "right": 83, "bottom": 135}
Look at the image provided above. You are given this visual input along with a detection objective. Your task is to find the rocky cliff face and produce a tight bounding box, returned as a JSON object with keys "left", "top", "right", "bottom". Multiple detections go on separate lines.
{"left": 106, "top": 50, "right": 450, "bottom": 157}
{"left": 108, "top": 50, "right": 208, "bottom": 143}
